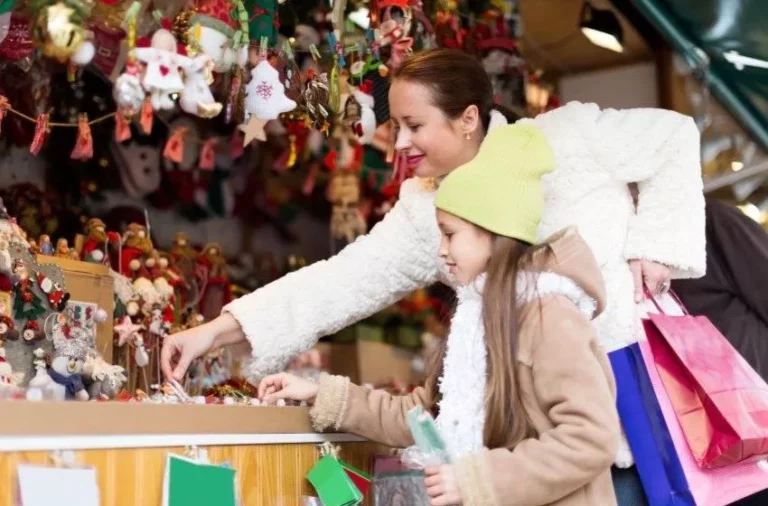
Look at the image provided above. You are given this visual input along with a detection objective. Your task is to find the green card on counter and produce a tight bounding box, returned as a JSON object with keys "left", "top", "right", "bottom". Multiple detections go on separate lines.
{"left": 163, "top": 454, "right": 237, "bottom": 506}
{"left": 307, "top": 455, "right": 363, "bottom": 506}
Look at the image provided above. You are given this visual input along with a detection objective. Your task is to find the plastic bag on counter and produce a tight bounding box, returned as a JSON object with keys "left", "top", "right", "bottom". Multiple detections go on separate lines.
{"left": 371, "top": 455, "right": 429, "bottom": 506}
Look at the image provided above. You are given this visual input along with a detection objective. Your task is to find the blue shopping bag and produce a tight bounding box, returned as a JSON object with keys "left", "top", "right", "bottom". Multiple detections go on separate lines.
{"left": 609, "top": 343, "right": 696, "bottom": 506}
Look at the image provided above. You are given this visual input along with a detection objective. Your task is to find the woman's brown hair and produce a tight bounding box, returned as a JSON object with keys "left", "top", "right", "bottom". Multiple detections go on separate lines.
{"left": 391, "top": 48, "right": 520, "bottom": 133}
{"left": 425, "top": 234, "right": 544, "bottom": 449}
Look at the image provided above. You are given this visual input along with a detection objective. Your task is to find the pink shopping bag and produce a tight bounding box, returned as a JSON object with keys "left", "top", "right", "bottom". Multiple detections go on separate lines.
{"left": 638, "top": 338, "right": 768, "bottom": 505}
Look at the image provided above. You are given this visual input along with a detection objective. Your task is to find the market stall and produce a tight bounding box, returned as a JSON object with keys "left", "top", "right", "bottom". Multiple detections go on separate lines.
{"left": 0, "top": 402, "right": 381, "bottom": 505}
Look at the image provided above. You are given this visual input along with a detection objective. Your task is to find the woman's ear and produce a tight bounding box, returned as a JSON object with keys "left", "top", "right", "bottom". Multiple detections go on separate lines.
{"left": 460, "top": 105, "right": 481, "bottom": 135}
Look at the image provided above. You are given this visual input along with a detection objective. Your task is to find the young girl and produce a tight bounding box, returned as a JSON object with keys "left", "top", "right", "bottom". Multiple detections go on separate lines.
{"left": 257, "top": 124, "right": 620, "bottom": 506}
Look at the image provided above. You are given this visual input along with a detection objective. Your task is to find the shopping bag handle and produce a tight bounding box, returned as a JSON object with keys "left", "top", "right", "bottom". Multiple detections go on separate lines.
{"left": 642, "top": 284, "right": 690, "bottom": 316}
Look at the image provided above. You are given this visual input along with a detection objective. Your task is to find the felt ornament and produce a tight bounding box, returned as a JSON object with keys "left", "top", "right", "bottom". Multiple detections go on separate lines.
{"left": 70, "top": 114, "right": 93, "bottom": 160}
{"left": 0, "top": 12, "right": 34, "bottom": 61}
{"left": 238, "top": 116, "right": 267, "bottom": 145}
{"left": 163, "top": 127, "right": 187, "bottom": 163}
{"left": 199, "top": 138, "right": 217, "bottom": 170}
{"left": 22, "top": 319, "right": 44, "bottom": 343}
{"left": 187, "top": 0, "right": 248, "bottom": 72}
{"left": 244, "top": 0, "right": 277, "bottom": 46}
{"left": 140, "top": 97, "right": 153, "bottom": 134}
{"left": 244, "top": 59, "right": 296, "bottom": 120}
{"left": 89, "top": 19, "right": 125, "bottom": 78}
{"left": 29, "top": 113, "right": 49, "bottom": 156}
{"left": 347, "top": 81, "right": 376, "bottom": 145}
{"left": 179, "top": 54, "right": 222, "bottom": 118}
{"left": 36, "top": 272, "right": 69, "bottom": 311}
{"left": 114, "top": 111, "right": 131, "bottom": 142}
{"left": 0, "top": 314, "right": 18, "bottom": 341}
{"left": 132, "top": 26, "right": 189, "bottom": 110}
{"left": 113, "top": 315, "right": 142, "bottom": 347}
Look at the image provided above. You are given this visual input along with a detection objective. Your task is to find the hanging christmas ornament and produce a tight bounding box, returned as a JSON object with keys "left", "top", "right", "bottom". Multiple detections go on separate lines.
{"left": 326, "top": 33, "right": 343, "bottom": 114}
{"left": 29, "top": 113, "right": 50, "bottom": 156}
{"left": 114, "top": 111, "right": 131, "bottom": 142}
{"left": 89, "top": 0, "right": 129, "bottom": 75}
{"left": 163, "top": 127, "right": 187, "bottom": 163}
{"left": 0, "top": 11, "right": 34, "bottom": 62}
{"left": 346, "top": 80, "right": 376, "bottom": 144}
{"left": 179, "top": 54, "right": 222, "bottom": 118}
{"left": 238, "top": 115, "right": 267, "bottom": 145}
{"left": 139, "top": 96, "right": 153, "bottom": 134}
{"left": 244, "top": 0, "right": 277, "bottom": 47}
{"left": 71, "top": 113, "right": 93, "bottom": 160}
{"left": 132, "top": 20, "right": 190, "bottom": 110}
{"left": 274, "top": 120, "right": 308, "bottom": 171}
{"left": 199, "top": 138, "right": 217, "bottom": 170}
{"left": 187, "top": 0, "right": 248, "bottom": 72}
{"left": 29, "top": 0, "right": 95, "bottom": 65}
{"left": 302, "top": 70, "right": 331, "bottom": 132}
{"left": 0, "top": 95, "right": 8, "bottom": 135}
{"left": 244, "top": 59, "right": 296, "bottom": 120}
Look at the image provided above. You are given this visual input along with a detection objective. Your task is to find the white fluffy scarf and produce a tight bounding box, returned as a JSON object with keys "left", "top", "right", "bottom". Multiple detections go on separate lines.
{"left": 435, "top": 271, "right": 598, "bottom": 459}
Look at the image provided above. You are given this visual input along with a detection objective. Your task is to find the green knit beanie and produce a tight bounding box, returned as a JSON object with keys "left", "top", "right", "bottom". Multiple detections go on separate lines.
{"left": 434, "top": 123, "right": 555, "bottom": 244}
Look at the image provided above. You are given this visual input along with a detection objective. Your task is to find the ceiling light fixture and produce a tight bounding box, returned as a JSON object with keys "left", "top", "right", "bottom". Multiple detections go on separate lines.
{"left": 579, "top": 1, "right": 624, "bottom": 53}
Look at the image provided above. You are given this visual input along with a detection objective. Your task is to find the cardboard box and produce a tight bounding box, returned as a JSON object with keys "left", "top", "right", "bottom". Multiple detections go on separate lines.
{"left": 326, "top": 340, "right": 420, "bottom": 386}
{"left": 36, "top": 256, "right": 115, "bottom": 361}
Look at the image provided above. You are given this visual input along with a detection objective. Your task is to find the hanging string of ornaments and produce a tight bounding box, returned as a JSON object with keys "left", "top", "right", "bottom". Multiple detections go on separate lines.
{"left": 0, "top": 0, "right": 387, "bottom": 166}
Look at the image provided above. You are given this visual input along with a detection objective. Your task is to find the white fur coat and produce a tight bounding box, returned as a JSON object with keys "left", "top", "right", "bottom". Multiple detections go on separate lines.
{"left": 224, "top": 102, "right": 705, "bottom": 465}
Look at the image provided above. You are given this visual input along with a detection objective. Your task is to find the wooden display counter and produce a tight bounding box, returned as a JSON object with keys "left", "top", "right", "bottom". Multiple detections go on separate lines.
{"left": 0, "top": 401, "right": 383, "bottom": 506}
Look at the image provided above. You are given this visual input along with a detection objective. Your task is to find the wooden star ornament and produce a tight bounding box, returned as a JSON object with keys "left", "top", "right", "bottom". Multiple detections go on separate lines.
{"left": 239, "top": 116, "right": 268, "bottom": 146}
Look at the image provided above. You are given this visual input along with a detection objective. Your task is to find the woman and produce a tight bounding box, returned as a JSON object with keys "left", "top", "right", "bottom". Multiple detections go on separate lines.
{"left": 161, "top": 47, "right": 704, "bottom": 497}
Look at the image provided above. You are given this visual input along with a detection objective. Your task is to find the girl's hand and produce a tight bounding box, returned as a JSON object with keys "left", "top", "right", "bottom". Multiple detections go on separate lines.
{"left": 424, "top": 465, "right": 462, "bottom": 506}
{"left": 629, "top": 259, "right": 671, "bottom": 302}
{"left": 257, "top": 372, "right": 319, "bottom": 404}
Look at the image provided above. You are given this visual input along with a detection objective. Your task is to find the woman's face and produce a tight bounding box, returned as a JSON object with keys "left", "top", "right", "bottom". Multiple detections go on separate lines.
{"left": 389, "top": 80, "right": 480, "bottom": 178}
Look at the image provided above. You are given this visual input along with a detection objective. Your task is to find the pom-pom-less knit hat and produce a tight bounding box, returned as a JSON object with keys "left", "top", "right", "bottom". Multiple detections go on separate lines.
{"left": 434, "top": 123, "right": 555, "bottom": 244}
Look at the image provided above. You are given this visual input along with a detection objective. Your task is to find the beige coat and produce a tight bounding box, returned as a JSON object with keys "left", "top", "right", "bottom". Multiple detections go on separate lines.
{"left": 310, "top": 228, "right": 620, "bottom": 506}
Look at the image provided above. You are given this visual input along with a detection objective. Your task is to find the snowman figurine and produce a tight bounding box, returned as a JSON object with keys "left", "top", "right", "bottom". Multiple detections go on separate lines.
{"left": 27, "top": 348, "right": 55, "bottom": 401}
{"left": 49, "top": 355, "right": 90, "bottom": 401}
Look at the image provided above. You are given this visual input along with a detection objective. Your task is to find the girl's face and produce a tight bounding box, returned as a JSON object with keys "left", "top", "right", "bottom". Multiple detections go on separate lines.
{"left": 389, "top": 80, "right": 481, "bottom": 178}
{"left": 437, "top": 209, "right": 492, "bottom": 285}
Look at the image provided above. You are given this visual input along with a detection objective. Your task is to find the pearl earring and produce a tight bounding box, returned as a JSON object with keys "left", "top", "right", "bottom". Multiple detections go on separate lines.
{"left": 464, "top": 132, "right": 470, "bottom": 140}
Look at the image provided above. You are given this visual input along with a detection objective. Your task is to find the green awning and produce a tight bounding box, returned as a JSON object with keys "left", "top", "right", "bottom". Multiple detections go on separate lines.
{"left": 631, "top": 0, "right": 768, "bottom": 149}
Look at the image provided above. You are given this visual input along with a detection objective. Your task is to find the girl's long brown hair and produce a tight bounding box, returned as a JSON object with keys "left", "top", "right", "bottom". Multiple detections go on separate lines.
{"left": 425, "top": 235, "right": 547, "bottom": 449}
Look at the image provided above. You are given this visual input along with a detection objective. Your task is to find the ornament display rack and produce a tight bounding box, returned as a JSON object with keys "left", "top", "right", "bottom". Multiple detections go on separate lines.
{"left": 0, "top": 401, "right": 384, "bottom": 506}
